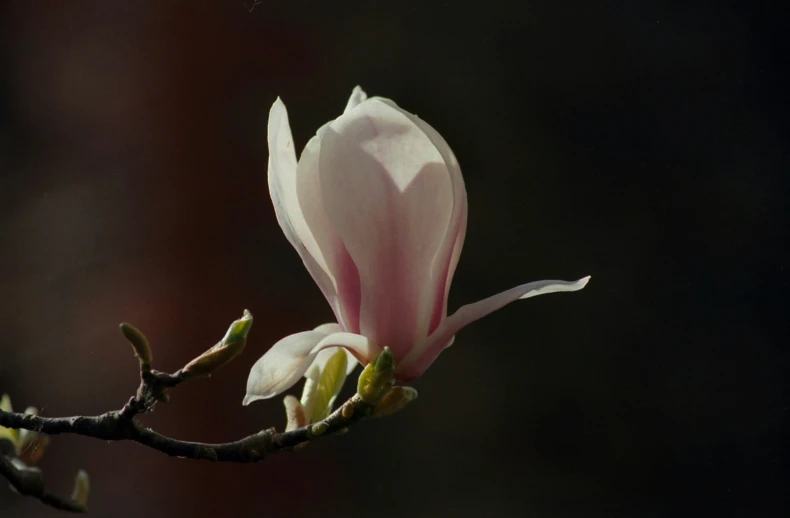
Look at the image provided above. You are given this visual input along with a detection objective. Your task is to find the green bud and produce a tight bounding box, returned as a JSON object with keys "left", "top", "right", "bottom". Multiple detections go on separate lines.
{"left": 310, "top": 422, "right": 329, "bottom": 437}
{"left": 357, "top": 347, "right": 396, "bottom": 404}
{"left": 70, "top": 469, "right": 90, "bottom": 510}
{"left": 182, "top": 310, "right": 253, "bottom": 378}
{"left": 341, "top": 401, "right": 355, "bottom": 419}
{"left": 119, "top": 322, "right": 153, "bottom": 369}
{"left": 372, "top": 386, "right": 418, "bottom": 418}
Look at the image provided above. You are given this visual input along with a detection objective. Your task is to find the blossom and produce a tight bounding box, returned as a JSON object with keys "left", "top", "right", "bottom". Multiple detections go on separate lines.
{"left": 244, "top": 87, "right": 589, "bottom": 405}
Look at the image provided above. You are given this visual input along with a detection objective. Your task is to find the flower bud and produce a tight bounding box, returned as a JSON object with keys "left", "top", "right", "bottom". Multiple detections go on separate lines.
{"left": 182, "top": 310, "right": 253, "bottom": 378}
{"left": 283, "top": 395, "right": 308, "bottom": 432}
{"left": 119, "top": 322, "right": 153, "bottom": 369}
{"left": 372, "top": 386, "right": 418, "bottom": 418}
{"left": 357, "top": 347, "right": 395, "bottom": 404}
{"left": 310, "top": 422, "right": 329, "bottom": 436}
{"left": 71, "top": 469, "right": 90, "bottom": 510}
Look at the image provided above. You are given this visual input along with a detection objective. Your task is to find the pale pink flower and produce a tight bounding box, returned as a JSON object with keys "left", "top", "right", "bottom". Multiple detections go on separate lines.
{"left": 244, "top": 87, "right": 589, "bottom": 405}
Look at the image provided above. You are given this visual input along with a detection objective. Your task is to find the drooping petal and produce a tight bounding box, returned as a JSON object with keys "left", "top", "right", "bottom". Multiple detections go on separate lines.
{"left": 310, "top": 323, "right": 358, "bottom": 375}
{"left": 318, "top": 99, "right": 454, "bottom": 358}
{"left": 267, "top": 98, "right": 342, "bottom": 321}
{"left": 244, "top": 330, "right": 379, "bottom": 404}
{"left": 344, "top": 86, "right": 368, "bottom": 113}
{"left": 311, "top": 323, "right": 342, "bottom": 335}
{"left": 398, "top": 276, "right": 591, "bottom": 380}
{"left": 306, "top": 323, "right": 357, "bottom": 375}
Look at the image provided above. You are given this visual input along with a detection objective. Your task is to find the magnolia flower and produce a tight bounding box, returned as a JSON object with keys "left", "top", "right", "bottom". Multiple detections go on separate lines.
{"left": 244, "top": 87, "right": 589, "bottom": 405}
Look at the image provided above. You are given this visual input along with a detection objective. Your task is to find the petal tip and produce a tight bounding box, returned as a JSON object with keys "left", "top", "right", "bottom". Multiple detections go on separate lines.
{"left": 242, "top": 394, "right": 262, "bottom": 406}
{"left": 344, "top": 86, "right": 369, "bottom": 113}
{"left": 351, "top": 85, "right": 367, "bottom": 100}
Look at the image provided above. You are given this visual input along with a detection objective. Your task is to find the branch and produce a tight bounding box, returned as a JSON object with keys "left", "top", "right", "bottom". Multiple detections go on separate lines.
{"left": 0, "top": 313, "right": 415, "bottom": 513}
{"left": 0, "top": 388, "right": 372, "bottom": 463}
{"left": 0, "top": 454, "right": 86, "bottom": 513}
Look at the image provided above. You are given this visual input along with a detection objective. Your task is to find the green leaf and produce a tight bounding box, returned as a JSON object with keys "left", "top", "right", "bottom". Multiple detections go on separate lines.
{"left": 299, "top": 365, "right": 321, "bottom": 419}
{"left": 310, "top": 349, "right": 349, "bottom": 422}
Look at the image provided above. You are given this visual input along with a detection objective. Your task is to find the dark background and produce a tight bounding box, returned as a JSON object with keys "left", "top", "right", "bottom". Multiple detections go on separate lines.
{"left": 0, "top": 1, "right": 787, "bottom": 517}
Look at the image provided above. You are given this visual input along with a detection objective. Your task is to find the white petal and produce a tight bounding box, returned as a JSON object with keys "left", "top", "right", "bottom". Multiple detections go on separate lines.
{"left": 344, "top": 86, "right": 368, "bottom": 113}
{"left": 404, "top": 111, "right": 468, "bottom": 334}
{"left": 348, "top": 97, "right": 468, "bottom": 335}
{"left": 309, "top": 322, "right": 358, "bottom": 375}
{"left": 267, "top": 98, "right": 341, "bottom": 319}
{"left": 312, "top": 323, "right": 342, "bottom": 335}
{"left": 244, "top": 331, "right": 378, "bottom": 405}
{"left": 398, "top": 276, "right": 591, "bottom": 380}
{"left": 296, "top": 133, "right": 363, "bottom": 333}
{"left": 318, "top": 99, "right": 454, "bottom": 358}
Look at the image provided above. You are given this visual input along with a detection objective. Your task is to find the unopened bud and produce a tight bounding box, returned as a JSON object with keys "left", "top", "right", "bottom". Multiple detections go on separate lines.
{"left": 357, "top": 347, "right": 396, "bottom": 404}
{"left": 283, "top": 395, "right": 308, "bottom": 432}
{"left": 341, "top": 402, "right": 355, "bottom": 419}
{"left": 372, "top": 386, "right": 418, "bottom": 418}
{"left": 70, "top": 469, "right": 90, "bottom": 510}
{"left": 182, "top": 310, "right": 253, "bottom": 378}
{"left": 119, "top": 322, "right": 153, "bottom": 369}
{"left": 310, "top": 422, "right": 329, "bottom": 437}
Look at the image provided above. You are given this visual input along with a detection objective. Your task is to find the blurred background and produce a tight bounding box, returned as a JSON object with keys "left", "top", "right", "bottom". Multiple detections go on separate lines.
{"left": 0, "top": 1, "right": 787, "bottom": 517}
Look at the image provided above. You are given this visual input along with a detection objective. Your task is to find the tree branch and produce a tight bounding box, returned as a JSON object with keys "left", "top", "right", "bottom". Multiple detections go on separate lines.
{"left": 0, "top": 453, "right": 86, "bottom": 513}
{"left": 0, "top": 361, "right": 372, "bottom": 512}
{"left": 0, "top": 314, "right": 391, "bottom": 513}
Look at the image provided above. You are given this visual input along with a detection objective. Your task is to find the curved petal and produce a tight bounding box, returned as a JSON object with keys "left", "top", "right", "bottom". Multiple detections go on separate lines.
{"left": 310, "top": 323, "right": 358, "bottom": 375}
{"left": 297, "top": 133, "right": 362, "bottom": 333}
{"left": 318, "top": 99, "right": 454, "bottom": 358}
{"left": 312, "top": 323, "right": 342, "bottom": 335}
{"left": 244, "top": 330, "right": 379, "bottom": 405}
{"left": 267, "top": 98, "right": 340, "bottom": 319}
{"left": 373, "top": 99, "right": 468, "bottom": 335}
{"left": 398, "top": 276, "right": 591, "bottom": 380}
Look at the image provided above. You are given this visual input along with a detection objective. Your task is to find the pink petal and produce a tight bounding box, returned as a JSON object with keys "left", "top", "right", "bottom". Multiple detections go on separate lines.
{"left": 398, "top": 276, "right": 591, "bottom": 380}
{"left": 296, "top": 131, "right": 362, "bottom": 333}
{"left": 317, "top": 99, "right": 455, "bottom": 359}
{"left": 244, "top": 330, "right": 378, "bottom": 405}
{"left": 374, "top": 100, "right": 469, "bottom": 336}
{"left": 267, "top": 99, "right": 341, "bottom": 319}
